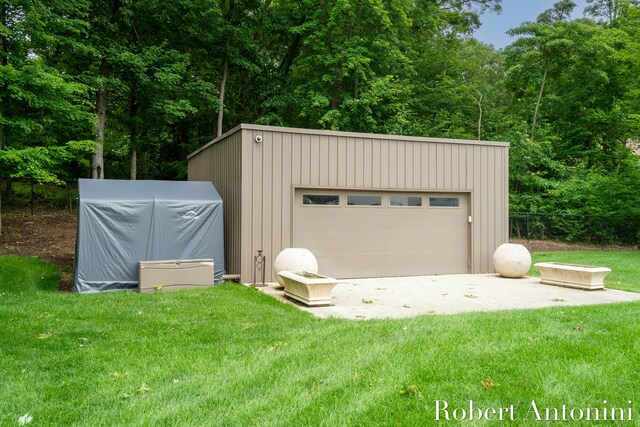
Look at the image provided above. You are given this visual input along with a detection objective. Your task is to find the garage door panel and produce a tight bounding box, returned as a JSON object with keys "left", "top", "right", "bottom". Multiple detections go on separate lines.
{"left": 297, "top": 213, "right": 464, "bottom": 235}
{"left": 296, "top": 210, "right": 390, "bottom": 231}
{"left": 295, "top": 232, "right": 467, "bottom": 256}
{"left": 294, "top": 190, "right": 469, "bottom": 278}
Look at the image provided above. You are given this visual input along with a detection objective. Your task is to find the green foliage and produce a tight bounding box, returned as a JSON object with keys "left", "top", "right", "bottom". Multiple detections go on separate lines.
{"left": 287, "top": 0, "right": 415, "bottom": 132}
{"left": 8, "top": 182, "right": 78, "bottom": 209}
{"left": 0, "top": 0, "right": 639, "bottom": 226}
{"left": 501, "top": 0, "right": 640, "bottom": 229}
{"left": 0, "top": 140, "right": 93, "bottom": 185}
{"left": 0, "top": 0, "right": 94, "bottom": 194}
{"left": 508, "top": 131, "right": 567, "bottom": 212}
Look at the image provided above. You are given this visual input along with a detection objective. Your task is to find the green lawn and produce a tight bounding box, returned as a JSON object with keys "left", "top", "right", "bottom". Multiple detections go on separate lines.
{"left": 530, "top": 251, "right": 640, "bottom": 293}
{"left": 1, "top": 254, "right": 639, "bottom": 426}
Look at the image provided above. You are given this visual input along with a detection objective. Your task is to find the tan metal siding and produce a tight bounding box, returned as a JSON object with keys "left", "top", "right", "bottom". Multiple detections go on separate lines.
{"left": 188, "top": 124, "right": 509, "bottom": 283}
{"left": 187, "top": 131, "right": 242, "bottom": 276}
{"left": 237, "top": 127, "right": 508, "bottom": 283}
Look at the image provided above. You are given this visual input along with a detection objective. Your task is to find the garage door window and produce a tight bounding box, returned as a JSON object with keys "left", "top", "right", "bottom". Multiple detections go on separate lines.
{"left": 429, "top": 197, "right": 460, "bottom": 207}
{"left": 347, "top": 195, "right": 381, "bottom": 206}
{"left": 390, "top": 196, "right": 422, "bottom": 207}
{"left": 303, "top": 195, "right": 339, "bottom": 205}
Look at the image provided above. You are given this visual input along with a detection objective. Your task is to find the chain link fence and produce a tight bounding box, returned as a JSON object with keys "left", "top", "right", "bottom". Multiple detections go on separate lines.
{"left": 509, "top": 212, "right": 640, "bottom": 248}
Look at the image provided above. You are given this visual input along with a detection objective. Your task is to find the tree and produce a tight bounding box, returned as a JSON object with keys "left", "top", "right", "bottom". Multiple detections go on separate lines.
{"left": 179, "top": 0, "right": 264, "bottom": 137}
{"left": 584, "top": 0, "right": 640, "bottom": 25}
{"left": 0, "top": 0, "right": 93, "bottom": 234}
{"left": 505, "top": 1, "right": 578, "bottom": 141}
{"left": 284, "top": 0, "right": 415, "bottom": 132}
{"left": 79, "top": 0, "right": 130, "bottom": 179}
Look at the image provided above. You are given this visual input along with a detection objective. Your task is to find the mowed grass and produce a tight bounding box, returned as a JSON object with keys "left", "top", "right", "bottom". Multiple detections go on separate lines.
{"left": 529, "top": 251, "right": 640, "bottom": 293}
{"left": 1, "top": 255, "right": 640, "bottom": 426}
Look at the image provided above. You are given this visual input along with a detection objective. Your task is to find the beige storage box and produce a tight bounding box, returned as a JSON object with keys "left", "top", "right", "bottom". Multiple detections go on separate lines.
{"left": 138, "top": 259, "right": 214, "bottom": 292}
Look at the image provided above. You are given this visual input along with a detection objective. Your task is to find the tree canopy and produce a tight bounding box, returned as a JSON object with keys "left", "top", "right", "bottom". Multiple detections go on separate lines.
{"left": 1, "top": 0, "right": 639, "bottom": 241}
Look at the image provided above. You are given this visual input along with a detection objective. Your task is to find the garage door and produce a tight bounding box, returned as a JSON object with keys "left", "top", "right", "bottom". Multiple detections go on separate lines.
{"left": 293, "top": 190, "right": 470, "bottom": 279}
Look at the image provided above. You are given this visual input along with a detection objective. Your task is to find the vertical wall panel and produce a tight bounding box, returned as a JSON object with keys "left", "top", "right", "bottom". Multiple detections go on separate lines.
{"left": 187, "top": 130, "right": 242, "bottom": 276}
{"left": 272, "top": 132, "right": 283, "bottom": 252}
{"left": 282, "top": 132, "right": 293, "bottom": 249}
{"left": 481, "top": 146, "right": 490, "bottom": 271}
{"left": 380, "top": 140, "right": 389, "bottom": 188}
{"left": 412, "top": 142, "right": 421, "bottom": 189}
{"left": 328, "top": 136, "right": 338, "bottom": 187}
{"left": 486, "top": 147, "right": 496, "bottom": 272}
{"left": 466, "top": 146, "right": 473, "bottom": 190}
{"left": 310, "top": 134, "right": 320, "bottom": 185}
{"left": 394, "top": 141, "right": 407, "bottom": 188}
{"left": 355, "top": 138, "right": 364, "bottom": 188}
{"left": 346, "top": 136, "right": 356, "bottom": 187}
{"left": 261, "top": 130, "right": 273, "bottom": 270}
{"left": 452, "top": 145, "right": 460, "bottom": 189}
{"left": 420, "top": 144, "right": 428, "bottom": 188}
{"left": 363, "top": 138, "right": 373, "bottom": 188}
{"left": 429, "top": 145, "right": 437, "bottom": 188}
{"left": 473, "top": 145, "right": 482, "bottom": 272}
{"left": 389, "top": 141, "right": 398, "bottom": 188}
{"left": 250, "top": 130, "right": 263, "bottom": 278}
{"left": 372, "top": 139, "right": 381, "bottom": 188}
{"left": 338, "top": 136, "right": 347, "bottom": 187}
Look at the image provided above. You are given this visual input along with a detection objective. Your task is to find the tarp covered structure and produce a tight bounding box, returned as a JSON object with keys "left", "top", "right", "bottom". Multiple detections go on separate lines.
{"left": 74, "top": 179, "right": 225, "bottom": 293}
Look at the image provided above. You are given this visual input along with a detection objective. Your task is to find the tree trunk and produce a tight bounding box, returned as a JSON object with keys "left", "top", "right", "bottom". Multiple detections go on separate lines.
{"left": 0, "top": 0, "right": 5, "bottom": 151}
{"left": 2, "top": 127, "right": 12, "bottom": 215}
{"left": 331, "top": 68, "right": 343, "bottom": 111}
{"left": 92, "top": 82, "right": 107, "bottom": 179}
{"left": 474, "top": 91, "right": 483, "bottom": 141}
{"left": 130, "top": 149, "right": 137, "bottom": 180}
{"left": 92, "top": 60, "right": 108, "bottom": 179}
{"left": 354, "top": 76, "right": 359, "bottom": 99}
{"left": 531, "top": 62, "right": 548, "bottom": 142}
{"left": 92, "top": 87, "right": 106, "bottom": 179}
{"left": 129, "top": 85, "right": 138, "bottom": 180}
{"left": 217, "top": 59, "right": 228, "bottom": 137}
{"left": 30, "top": 181, "right": 34, "bottom": 216}
{"left": 68, "top": 184, "right": 72, "bottom": 213}
{"left": 4, "top": 179, "right": 13, "bottom": 205}
{"left": 0, "top": 2, "right": 6, "bottom": 236}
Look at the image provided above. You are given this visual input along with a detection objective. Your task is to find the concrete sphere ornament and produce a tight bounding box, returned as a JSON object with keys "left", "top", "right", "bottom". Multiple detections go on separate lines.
{"left": 493, "top": 243, "right": 531, "bottom": 278}
{"left": 273, "top": 248, "right": 319, "bottom": 287}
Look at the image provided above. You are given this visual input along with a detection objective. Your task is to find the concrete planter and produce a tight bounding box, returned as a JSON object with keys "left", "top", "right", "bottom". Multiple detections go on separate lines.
{"left": 278, "top": 271, "right": 338, "bottom": 306}
{"left": 273, "top": 248, "right": 318, "bottom": 287}
{"left": 493, "top": 243, "right": 531, "bottom": 278}
{"left": 534, "top": 262, "right": 611, "bottom": 290}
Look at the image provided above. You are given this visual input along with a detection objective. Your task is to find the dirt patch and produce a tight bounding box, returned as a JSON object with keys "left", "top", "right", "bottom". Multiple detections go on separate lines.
{"left": 0, "top": 208, "right": 77, "bottom": 291}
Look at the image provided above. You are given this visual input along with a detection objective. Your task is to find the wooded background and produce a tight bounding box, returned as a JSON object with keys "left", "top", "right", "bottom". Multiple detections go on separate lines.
{"left": 0, "top": 0, "right": 639, "bottom": 242}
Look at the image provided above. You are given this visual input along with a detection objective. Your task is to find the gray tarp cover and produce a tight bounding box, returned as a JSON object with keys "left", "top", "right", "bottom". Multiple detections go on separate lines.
{"left": 74, "top": 179, "right": 225, "bottom": 293}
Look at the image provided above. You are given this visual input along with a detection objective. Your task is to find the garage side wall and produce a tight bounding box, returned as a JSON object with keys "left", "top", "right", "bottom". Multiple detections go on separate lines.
{"left": 188, "top": 130, "right": 243, "bottom": 276}
{"left": 240, "top": 126, "right": 508, "bottom": 283}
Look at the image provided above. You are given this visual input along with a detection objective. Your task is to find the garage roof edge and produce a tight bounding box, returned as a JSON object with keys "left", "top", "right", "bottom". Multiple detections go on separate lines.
{"left": 187, "top": 124, "right": 243, "bottom": 160}
{"left": 187, "top": 124, "right": 509, "bottom": 159}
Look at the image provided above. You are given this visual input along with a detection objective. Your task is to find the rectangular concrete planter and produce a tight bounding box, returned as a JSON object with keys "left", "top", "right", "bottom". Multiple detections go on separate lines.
{"left": 278, "top": 271, "right": 338, "bottom": 306}
{"left": 534, "top": 262, "right": 611, "bottom": 291}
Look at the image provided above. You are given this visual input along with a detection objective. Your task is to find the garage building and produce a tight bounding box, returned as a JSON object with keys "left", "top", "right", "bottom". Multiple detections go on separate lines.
{"left": 188, "top": 124, "right": 508, "bottom": 283}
